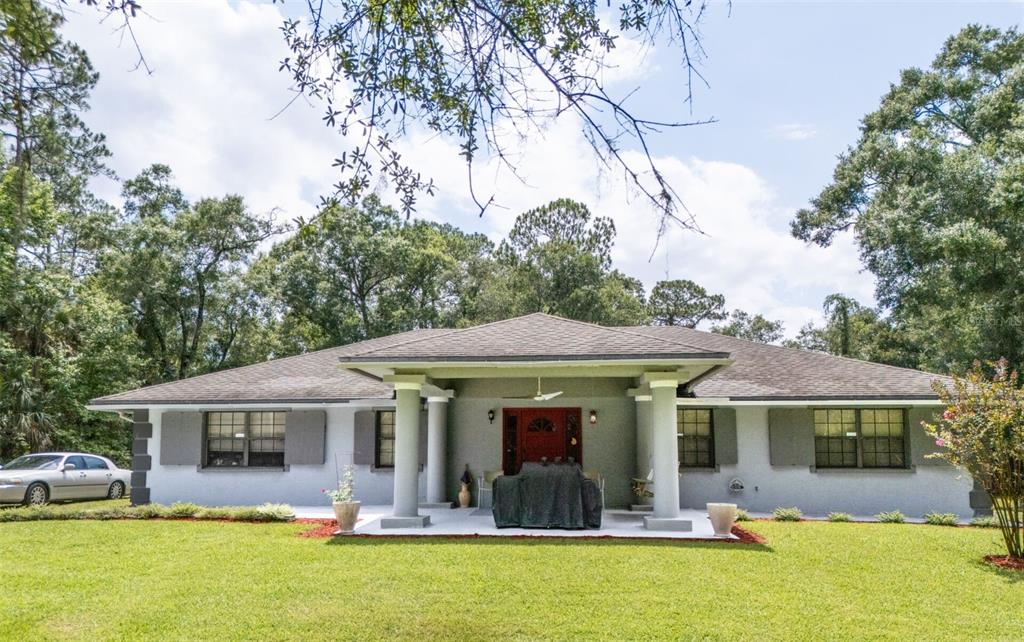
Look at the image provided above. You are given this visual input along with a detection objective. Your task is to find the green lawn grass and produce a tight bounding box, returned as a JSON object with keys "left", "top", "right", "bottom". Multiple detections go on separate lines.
{"left": 1, "top": 515, "right": 1021, "bottom": 641}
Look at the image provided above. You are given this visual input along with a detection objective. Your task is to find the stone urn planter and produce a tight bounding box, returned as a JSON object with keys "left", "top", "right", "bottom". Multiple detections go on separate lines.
{"left": 333, "top": 501, "right": 361, "bottom": 535}
{"left": 707, "top": 502, "right": 737, "bottom": 538}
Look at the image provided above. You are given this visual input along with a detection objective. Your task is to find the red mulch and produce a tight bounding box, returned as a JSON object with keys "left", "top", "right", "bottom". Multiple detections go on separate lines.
{"left": 731, "top": 524, "right": 767, "bottom": 544}
{"left": 296, "top": 518, "right": 338, "bottom": 538}
{"left": 295, "top": 519, "right": 766, "bottom": 545}
{"left": 984, "top": 555, "right": 1024, "bottom": 571}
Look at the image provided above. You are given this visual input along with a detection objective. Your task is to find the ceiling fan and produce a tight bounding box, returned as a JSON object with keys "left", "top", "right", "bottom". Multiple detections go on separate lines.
{"left": 505, "top": 377, "right": 563, "bottom": 401}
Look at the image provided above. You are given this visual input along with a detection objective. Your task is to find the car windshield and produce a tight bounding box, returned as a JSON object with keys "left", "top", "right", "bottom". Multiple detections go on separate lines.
{"left": 2, "top": 455, "right": 62, "bottom": 470}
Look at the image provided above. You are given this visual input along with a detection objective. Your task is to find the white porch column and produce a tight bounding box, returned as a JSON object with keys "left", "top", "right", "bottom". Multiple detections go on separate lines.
{"left": 382, "top": 377, "right": 430, "bottom": 528}
{"left": 633, "top": 392, "right": 653, "bottom": 507}
{"left": 642, "top": 373, "right": 692, "bottom": 531}
{"left": 424, "top": 395, "right": 450, "bottom": 505}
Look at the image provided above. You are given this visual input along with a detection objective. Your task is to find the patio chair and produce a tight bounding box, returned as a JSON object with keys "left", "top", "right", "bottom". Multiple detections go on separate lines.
{"left": 583, "top": 469, "right": 605, "bottom": 509}
{"left": 477, "top": 470, "right": 503, "bottom": 508}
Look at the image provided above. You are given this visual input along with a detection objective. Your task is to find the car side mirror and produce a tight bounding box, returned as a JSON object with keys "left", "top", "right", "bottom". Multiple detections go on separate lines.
{"left": 62, "top": 463, "right": 76, "bottom": 471}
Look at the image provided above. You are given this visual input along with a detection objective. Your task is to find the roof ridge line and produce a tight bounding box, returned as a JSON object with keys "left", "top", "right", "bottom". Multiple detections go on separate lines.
{"left": 339, "top": 327, "right": 463, "bottom": 358}
{"left": 632, "top": 325, "right": 950, "bottom": 379}
{"left": 538, "top": 313, "right": 716, "bottom": 354}
{"left": 339, "top": 314, "right": 557, "bottom": 358}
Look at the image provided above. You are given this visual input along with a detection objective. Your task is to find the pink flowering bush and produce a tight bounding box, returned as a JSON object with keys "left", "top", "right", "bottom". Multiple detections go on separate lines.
{"left": 923, "top": 359, "right": 1024, "bottom": 559}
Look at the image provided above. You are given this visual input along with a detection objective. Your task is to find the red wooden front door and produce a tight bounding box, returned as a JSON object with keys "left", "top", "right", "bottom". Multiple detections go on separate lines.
{"left": 502, "top": 408, "right": 582, "bottom": 474}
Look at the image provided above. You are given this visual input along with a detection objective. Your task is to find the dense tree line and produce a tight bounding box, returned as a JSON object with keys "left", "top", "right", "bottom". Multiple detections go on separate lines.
{"left": 1, "top": 3, "right": 1019, "bottom": 464}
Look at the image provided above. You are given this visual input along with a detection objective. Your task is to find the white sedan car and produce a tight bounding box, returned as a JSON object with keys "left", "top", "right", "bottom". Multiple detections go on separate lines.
{"left": 0, "top": 453, "right": 131, "bottom": 506}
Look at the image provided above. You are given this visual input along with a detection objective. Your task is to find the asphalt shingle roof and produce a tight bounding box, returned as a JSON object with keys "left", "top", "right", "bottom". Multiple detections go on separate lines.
{"left": 335, "top": 313, "right": 724, "bottom": 362}
{"left": 628, "top": 326, "right": 949, "bottom": 400}
{"left": 91, "top": 314, "right": 949, "bottom": 405}
{"left": 89, "top": 330, "right": 448, "bottom": 405}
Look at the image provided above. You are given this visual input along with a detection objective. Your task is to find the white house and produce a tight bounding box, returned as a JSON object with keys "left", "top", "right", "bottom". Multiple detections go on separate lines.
{"left": 89, "top": 313, "right": 985, "bottom": 529}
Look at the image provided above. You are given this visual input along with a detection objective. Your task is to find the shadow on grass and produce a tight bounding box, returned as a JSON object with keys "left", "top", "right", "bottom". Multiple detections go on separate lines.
{"left": 323, "top": 534, "right": 774, "bottom": 553}
{"left": 971, "top": 557, "right": 1024, "bottom": 584}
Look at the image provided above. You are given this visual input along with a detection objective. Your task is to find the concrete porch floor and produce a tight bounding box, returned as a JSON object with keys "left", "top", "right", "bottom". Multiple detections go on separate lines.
{"left": 293, "top": 505, "right": 734, "bottom": 540}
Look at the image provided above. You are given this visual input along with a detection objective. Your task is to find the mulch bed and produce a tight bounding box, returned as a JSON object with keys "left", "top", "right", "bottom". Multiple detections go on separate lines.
{"left": 983, "top": 555, "right": 1024, "bottom": 571}
{"left": 296, "top": 518, "right": 339, "bottom": 539}
{"left": 295, "top": 519, "right": 766, "bottom": 545}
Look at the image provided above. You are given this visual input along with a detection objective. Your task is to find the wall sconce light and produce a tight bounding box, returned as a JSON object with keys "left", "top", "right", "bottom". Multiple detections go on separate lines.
{"left": 589, "top": 410, "right": 598, "bottom": 426}
{"left": 487, "top": 409, "right": 496, "bottom": 424}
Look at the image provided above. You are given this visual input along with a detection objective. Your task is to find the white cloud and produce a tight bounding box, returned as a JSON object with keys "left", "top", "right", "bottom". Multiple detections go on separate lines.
{"left": 64, "top": 0, "right": 339, "bottom": 228}
{"left": 769, "top": 123, "right": 818, "bottom": 141}
{"left": 64, "top": 1, "right": 872, "bottom": 338}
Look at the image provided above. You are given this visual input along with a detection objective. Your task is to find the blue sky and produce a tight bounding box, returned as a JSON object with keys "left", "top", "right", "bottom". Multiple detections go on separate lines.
{"left": 64, "top": 1, "right": 1022, "bottom": 336}
{"left": 655, "top": 1, "right": 1023, "bottom": 207}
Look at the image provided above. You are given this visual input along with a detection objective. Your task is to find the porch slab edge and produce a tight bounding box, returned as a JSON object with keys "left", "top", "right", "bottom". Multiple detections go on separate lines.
{"left": 380, "top": 515, "right": 432, "bottom": 529}
{"left": 643, "top": 517, "right": 693, "bottom": 532}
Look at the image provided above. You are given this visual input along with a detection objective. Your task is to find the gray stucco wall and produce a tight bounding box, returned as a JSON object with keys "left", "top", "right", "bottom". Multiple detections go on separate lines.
{"left": 143, "top": 394, "right": 973, "bottom": 517}
{"left": 446, "top": 377, "right": 637, "bottom": 507}
{"left": 147, "top": 405, "right": 426, "bottom": 507}
{"left": 678, "top": 406, "right": 974, "bottom": 518}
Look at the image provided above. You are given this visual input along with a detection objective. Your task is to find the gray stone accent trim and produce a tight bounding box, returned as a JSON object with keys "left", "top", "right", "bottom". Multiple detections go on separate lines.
{"left": 130, "top": 487, "right": 150, "bottom": 505}
{"left": 132, "top": 439, "right": 148, "bottom": 455}
{"left": 131, "top": 410, "right": 151, "bottom": 506}
{"left": 133, "top": 422, "right": 152, "bottom": 439}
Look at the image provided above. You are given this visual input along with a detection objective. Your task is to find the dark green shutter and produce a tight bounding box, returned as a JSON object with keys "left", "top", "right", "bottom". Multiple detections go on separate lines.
{"left": 353, "top": 410, "right": 376, "bottom": 465}
{"left": 908, "top": 407, "right": 949, "bottom": 467}
{"left": 713, "top": 408, "right": 738, "bottom": 466}
{"left": 160, "top": 411, "right": 203, "bottom": 465}
{"left": 768, "top": 408, "right": 815, "bottom": 466}
{"left": 284, "top": 410, "right": 326, "bottom": 465}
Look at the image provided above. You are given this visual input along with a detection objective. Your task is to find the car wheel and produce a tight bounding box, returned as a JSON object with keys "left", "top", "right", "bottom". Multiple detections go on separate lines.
{"left": 24, "top": 482, "right": 49, "bottom": 506}
{"left": 107, "top": 481, "right": 126, "bottom": 500}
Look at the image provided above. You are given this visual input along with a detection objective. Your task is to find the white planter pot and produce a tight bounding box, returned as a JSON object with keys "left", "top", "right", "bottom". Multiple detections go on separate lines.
{"left": 707, "top": 502, "right": 737, "bottom": 538}
{"left": 332, "top": 501, "right": 361, "bottom": 535}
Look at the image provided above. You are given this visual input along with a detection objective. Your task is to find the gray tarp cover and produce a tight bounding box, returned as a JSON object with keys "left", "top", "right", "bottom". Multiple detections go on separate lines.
{"left": 492, "top": 462, "right": 602, "bottom": 529}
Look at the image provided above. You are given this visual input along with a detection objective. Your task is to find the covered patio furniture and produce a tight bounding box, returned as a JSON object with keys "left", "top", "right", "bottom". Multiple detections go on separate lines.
{"left": 492, "top": 462, "right": 602, "bottom": 529}
{"left": 476, "top": 470, "right": 503, "bottom": 508}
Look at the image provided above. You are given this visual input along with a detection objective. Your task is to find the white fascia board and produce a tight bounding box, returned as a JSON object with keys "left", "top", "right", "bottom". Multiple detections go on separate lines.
{"left": 85, "top": 400, "right": 389, "bottom": 412}
{"left": 679, "top": 398, "right": 941, "bottom": 407}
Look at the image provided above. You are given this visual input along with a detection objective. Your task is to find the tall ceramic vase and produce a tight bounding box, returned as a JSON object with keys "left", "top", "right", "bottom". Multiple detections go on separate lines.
{"left": 458, "top": 482, "right": 471, "bottom": 508}
{"left": 707, "top": 502, "right": 737, "bottom": 538}
{"left": 333, "top": 501, "right": 361, "bottom": 535}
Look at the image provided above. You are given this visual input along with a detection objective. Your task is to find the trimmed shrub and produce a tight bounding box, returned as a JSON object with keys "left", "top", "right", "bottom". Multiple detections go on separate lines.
{"left": 133, "top": 503, "right": 165, "bottom": 519}
{"left": 194, "top": 507, "right": 233, "bottom": 520}
{"left": 827, "top": 512, "right": 852, "bottom": 522}
{"left": 165, "top": 502, "right": 202, "bottom": 518}
{"left": 773, "top": 507, "right": 803, "bottom": 522}
{"left": 254, "top": 503, "right": 295, "bottom": 522}
{"left": 970, "top": 515, "right": 999, "bottom": 528}
{"left": 876, "top": 510, "right": 906, "bottom": 523}
{"left": 735, "top": 508, "right": 751, "bottom": 522}
{"left": 0, "top": 502, "right": 295, "bottom": 523}
{"left": 923, "top": 512, "right": 959, "bottom": 526}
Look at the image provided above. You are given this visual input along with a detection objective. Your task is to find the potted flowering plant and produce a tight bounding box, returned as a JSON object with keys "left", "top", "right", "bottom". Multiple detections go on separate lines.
{"left": 323, "top": 465, "right": 360, "bottom": 534}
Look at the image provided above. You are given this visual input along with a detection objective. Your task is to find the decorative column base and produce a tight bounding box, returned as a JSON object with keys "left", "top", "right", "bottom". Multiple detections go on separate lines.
{"left": 643, "top": 516, "right": 693, "bottom": 532}
{"left": 380, "top": 515, "right": 431, "bottom": 529}
{"left": 419, "top": 502, "right": 451, "bottom": 509}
